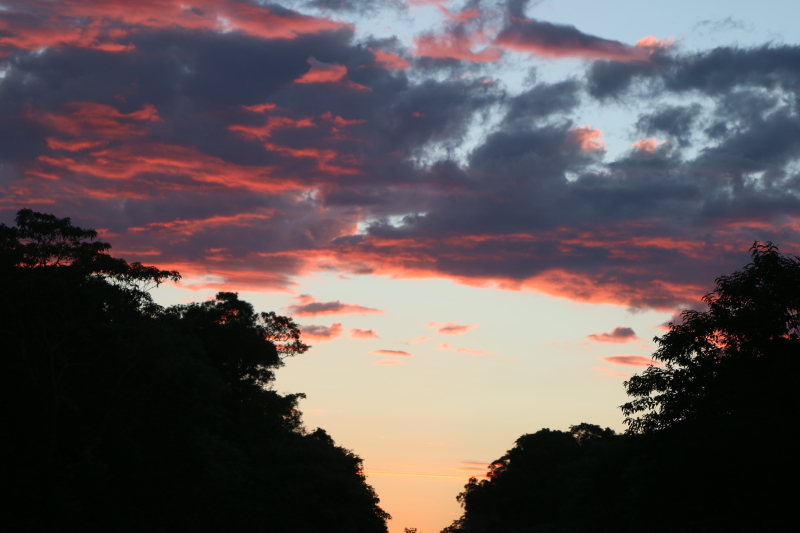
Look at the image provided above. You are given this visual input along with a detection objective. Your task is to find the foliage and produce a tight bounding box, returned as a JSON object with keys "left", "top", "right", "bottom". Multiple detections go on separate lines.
{"left": 622, "top": 242, "right": 800, "bottom": 433}
{"left": 442, "top": 424, "right": 626, "bottom": 533}
{"left": 0, "top": 209, "right": 388, "bottom": 533}
{"left": 442, "top": 242, "right": 800, "bottom": 533}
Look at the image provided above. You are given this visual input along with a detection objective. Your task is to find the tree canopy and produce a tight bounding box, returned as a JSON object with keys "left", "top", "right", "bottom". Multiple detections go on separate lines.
{"left": 622, "top": 242, "right": 800, "bottom": 433}
{"left": 0, "top": 209, "right": 389, "bottom": 533}
{"left": 441, "top": 242, "right": 800, "bottom": 533}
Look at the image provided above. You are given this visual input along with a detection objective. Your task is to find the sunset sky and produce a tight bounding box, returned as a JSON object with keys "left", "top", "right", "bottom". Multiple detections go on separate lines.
{"left": 2, "top": 0, "right": 800, "bottom": 530}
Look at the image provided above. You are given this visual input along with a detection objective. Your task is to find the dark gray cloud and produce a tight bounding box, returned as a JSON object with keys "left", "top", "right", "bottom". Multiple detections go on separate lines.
{"left": 635, "top": 104, "right": 701, "bottom": 147}
{"left": 3, "top": 1, "right": 800, "bottom": 309}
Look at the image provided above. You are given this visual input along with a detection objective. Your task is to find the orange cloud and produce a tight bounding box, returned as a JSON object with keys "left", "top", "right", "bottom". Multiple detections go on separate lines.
{"left": 361, "top": 469, "right": 460, "bottom": 479}
{"left": 568, "top": 126, "right": 605, "bottom": 152}
{"left": 632, "top": 138, "right": 669, "bottom": 153}
{"left": 414, "top": 31, "right": 502, "bottom": 62}
{"left": 229, "top": 116, "right": 316, "bottom": 141}
{"left": 373, "top": 359, "right": 404, "bottom": 366}
{"left": 370, "top": 349, "right": 412, "bottom": 357}
{"left": 587, "top": 327, "right": 640, "bottom": 344}
{"left": 635, "top": 36, "right": 674, "bottom": 51}
{"left": 241, "top": 103, "right": 277, "bottom": 113}
{"left": 286, "top": 295, "right": 384, "bottom": 316}
{"left": 495, "top": 18, "right": 650, "bottom": 62}
{"left": 453, "top": 347, "right": 485, "bottom": 355}
{"left": 31, "top": 143, "right": 298, "bottom": 194}
{"left": 452, "top": 461, "right": 490, "bottom": 473}
{"left": 600, "top": 355, "right": 662, "bottom": 367}
{"left": 300, "top": 323, "right": 344, "bottom": 342}
{"left": 0, "top": 0, "right": 350, "bottom": 54}
{"left": 438, "top": 7, "right": 481, "bottom": 23}
{"left": 369, "top": 48, "right": 410, "bottom": 70}
{"left": 427, "top": 321, "right": 478, "bottom": 335}
{"left": 128, "top": 211, "right": 274, "bottom": 236}
{"left": 35, "top": 102, "right": 161, "bottom": 147}
{"left": 349, "top": 328, "right": 378, "bottom": 340}
{"left": 295, "top": 57, "right": 369, "bottom": 90}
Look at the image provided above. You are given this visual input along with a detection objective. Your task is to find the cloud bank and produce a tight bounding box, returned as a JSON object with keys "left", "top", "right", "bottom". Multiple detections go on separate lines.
{"left": 2, "top": 0, "right": 800, "bottom": 311}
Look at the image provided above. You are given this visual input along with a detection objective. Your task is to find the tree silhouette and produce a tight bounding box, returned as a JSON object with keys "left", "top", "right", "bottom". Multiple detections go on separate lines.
{"left": 0, "top": 210, "right": 388, "bottom": 533}
{"left": 622, "top": 242, "right": 800, "bottom": 433}
{"left": 441, "top": 242, "right": 800, "bottom": 533}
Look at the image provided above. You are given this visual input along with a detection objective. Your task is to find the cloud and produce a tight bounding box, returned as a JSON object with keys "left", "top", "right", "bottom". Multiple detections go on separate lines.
{"left": 494, "top": 17, "right": 652, "bottom": 62}
{"left": 600, "top": 355, "right": 662, "bottom": 367}
{"left": 452, "top": 461, "right": 490, "bottom": 473}
{"left": 453, "top": 347, "right": 485, "bottom": 355}
{"left": 373, "top": 358, "right": 404, "bottom": 365}
{"left": 3, "top": 2, "right": 800, "bottom": 315}
{"left": 349, "top": 328, "right": 378, "bottom": 339}
{"left": 300, "top": 322, "right": 344, "bottom": 341}
{"left": 414, "top": 29, "right": 502, "bottom": 63}
{"left": 370, "top": 349, "right": 412, "bottom": 357}
{"left": 294, "top": 57, "right": 369, "bottom": 90}
{"left": 286, "top": 295, "right": 384, "bottom": 316}
{"left": 406, "top": 336, "right": 433, "bottom": 344}
{"left": 427, "top": 322, "right": 478, "bottom": 335}
{"left": 587, "top": 327, "right": 640, "bottom": 344}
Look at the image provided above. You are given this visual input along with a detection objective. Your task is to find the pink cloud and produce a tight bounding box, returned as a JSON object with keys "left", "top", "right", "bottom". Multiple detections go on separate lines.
{"left": 349, "top": 328, "right": 378, "bottom": 340}
{"left": 373, "top": 359, "right": 404, "bottom": 366}
{"left": 295, "top": 57, "right": 369, "bottom": 90}
{"left": 371, "top": 349, "right": 412, "bottom": 357}
{"left": 286, "top": 295, "right": 384, "bottom": 316}
{"left": 567, "top": 126, "right": 605, "bottom": 152}
{"left": 635, "top": 35, "right": 674, "bottom": 51}
{"left": 600, "top": 355, "right": 662, "bottom": 367}
{"left": 454, "top": 347, "right": 485, "bottom": 355}
{"left": 632, "top": 138, "right": 669, "bottom": 153}
{"left": 0, "top": 0, "right": 350, "bottom": 55}
{"left": 587, "top": 327, "right": 640, "bottom": 344}
{"left": 300, "top": 322, "right": 344, "bottom": 342}
{"left": 494, "top": 17, "right": 651, "bottom": 62}
{"left": 427, "top": 321, "right": 478, "bottom": 335}
{"left": 368, "top": 48, "right": 410, "bottom": 70}
{"left": 414, "top": 30, "right": 502, "bottom": 62}
{"left": 407, "top": 336, "right": 433, "bottom": 344}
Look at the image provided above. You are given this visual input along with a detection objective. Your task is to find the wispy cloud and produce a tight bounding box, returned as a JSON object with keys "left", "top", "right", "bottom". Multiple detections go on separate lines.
{"left": 427, "top": 322, "right": 478, "bottom": 336}
{"left": 287, "top": 295, "right": 384, "bottom": 316}
{"left": 349, "top": 328, "right": 378, "bottom": 339}
{"left": 373, "top": 359, "right": 404, "bottom": 366}
{"left": 300, "top": 323, "right": 344, "bottom": 342}
{"left": 587, "top": 327, "right": 640, "bottom": 344}
{"left": 370, "top": 349, "right": 412, "bottom": 357}
{"left": 600, "top": 355, "right": 662, "bottom": 367}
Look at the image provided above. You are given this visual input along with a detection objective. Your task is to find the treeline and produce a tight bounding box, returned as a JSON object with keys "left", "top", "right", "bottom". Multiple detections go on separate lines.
{"left": 443, "top": 243, "right": 800, "bottom": 533}
{"left": 0, "top": 210, "right": 389, "bottom": 533}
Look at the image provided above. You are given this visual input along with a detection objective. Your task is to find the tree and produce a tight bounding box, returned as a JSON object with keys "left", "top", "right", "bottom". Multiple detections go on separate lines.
{"left": 441, "top": 424, "right": 625, "bottom": 533}
{"left": 622, "top": 242, "right": 800, "bottom": 433}
{"left": 0, "top": 209, "right": 389, "bottom": 533}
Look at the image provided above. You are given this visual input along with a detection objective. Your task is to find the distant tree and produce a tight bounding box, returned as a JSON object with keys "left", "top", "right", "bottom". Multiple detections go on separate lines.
{"left": 441, "top": 424, "right": 625, "bottom": 533}
{"left": 622, "top": 242, "right": 800, "bottom": 433}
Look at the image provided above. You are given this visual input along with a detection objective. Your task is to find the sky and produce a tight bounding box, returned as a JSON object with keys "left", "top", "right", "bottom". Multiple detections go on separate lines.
{"left": 2, "top": 0, "right": 800, "bottom": 531}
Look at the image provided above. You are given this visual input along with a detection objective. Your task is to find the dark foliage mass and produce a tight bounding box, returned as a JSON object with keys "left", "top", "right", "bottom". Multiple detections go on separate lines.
{"left": 0, "top": 209, "right": 389, "bottom": 533}
{"left": 442, "top": 243, "right": 799, "bottom": 533}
